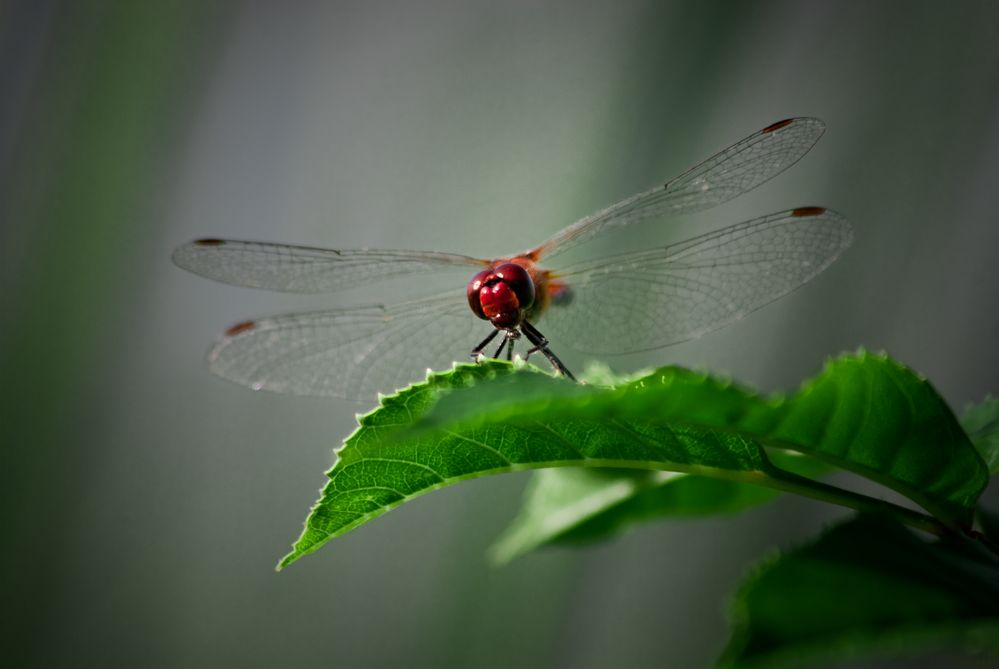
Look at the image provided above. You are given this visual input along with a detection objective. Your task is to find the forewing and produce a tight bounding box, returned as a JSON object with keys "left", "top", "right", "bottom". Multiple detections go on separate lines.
{"left": 172, "top": 239, "right": 486, "bottom": 293}
{"left": 538, "top": 207, "right": 852, "bottom": 354}
{"left": 206, "top": 291, "right": 489, "bottom": 399}
{"left": 532, "top": 118, "right": 826, "bottom": 260}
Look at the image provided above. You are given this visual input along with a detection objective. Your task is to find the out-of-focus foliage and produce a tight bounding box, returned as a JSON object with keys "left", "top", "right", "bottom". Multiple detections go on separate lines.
{"left": 961, "top": 396, "right": 999, "bottom": 473}
{"left": 718, "top": 514, "right": 999, "bottom": 668}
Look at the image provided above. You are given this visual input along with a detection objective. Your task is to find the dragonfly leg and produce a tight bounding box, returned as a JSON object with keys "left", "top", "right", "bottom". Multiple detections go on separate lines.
{"left": 506, "top": 335, "right": 514, "bottom": 361}
{"left": 521, "top": 320, "right": 576, "bottom": 381}
{"left": 492, "top": 335, "right": 508, "bottom": 360}
{"left": 471, "top": 328, "right": 500, "bottom": 363}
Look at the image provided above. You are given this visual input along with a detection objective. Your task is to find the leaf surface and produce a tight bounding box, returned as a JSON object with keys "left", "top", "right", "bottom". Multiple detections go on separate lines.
{"left": 280, "top": 353, "right": 988, "bottom": 568}
{"left": 423, "top": 351, "right": 986, "bottom": 526}
{"left": 279, "top": 361, "right": 771, "bottom": 568}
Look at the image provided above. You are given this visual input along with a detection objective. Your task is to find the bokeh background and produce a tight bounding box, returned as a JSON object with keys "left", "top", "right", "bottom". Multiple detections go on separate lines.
{"left": 3, "top": 1, "right": 999, "bottom": 667}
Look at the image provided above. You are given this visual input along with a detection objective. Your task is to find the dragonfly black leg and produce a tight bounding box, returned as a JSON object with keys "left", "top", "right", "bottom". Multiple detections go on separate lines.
{"left": 471, "top": 328, "right": 500, "bottom": 362}
{"left": 521, "top": 320, "right": 576, "bottom": 381}
{"left": 492, "top": 334, "right": 509, "bottom": 360}
{"left": 506, "top": 336, "right": 514, "bottom": 361}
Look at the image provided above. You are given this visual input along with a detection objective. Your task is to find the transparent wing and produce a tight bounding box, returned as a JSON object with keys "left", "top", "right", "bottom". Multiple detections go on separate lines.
{"left": 531, "top": 117, "right": 826, "bottom": 260}
{"left": 538, "top": 207, "right": 852, "bottom": 354}
{"left": 172, "top": 239, "right": 487, "bottom": 293}
{"left": 205, "top": 291, "right": 492, "bottom": 400}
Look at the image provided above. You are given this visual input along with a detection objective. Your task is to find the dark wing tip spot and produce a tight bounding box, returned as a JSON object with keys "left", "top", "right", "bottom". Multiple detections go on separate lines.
{"left": 225, "top": 320, "right": 257, "bottom": 337}
{"left": 792, "top": 206, "right": 826, "bottom": 217}
{"left": 195, "top": 238, "right": 226, "bottom": 246}
{"left": 762, "top": 118, "right": 794, "bottom": 133}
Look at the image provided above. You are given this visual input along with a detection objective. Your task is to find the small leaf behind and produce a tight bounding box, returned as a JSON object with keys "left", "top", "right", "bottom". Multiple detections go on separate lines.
{"left": 490, "top": 451, "right": 828, "bottom": 565}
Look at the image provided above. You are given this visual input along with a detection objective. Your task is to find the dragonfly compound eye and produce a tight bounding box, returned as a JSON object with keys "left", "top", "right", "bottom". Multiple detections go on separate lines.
{"left": 466, "top": 262, "right": 536, "bottom": 329}
{"left": 466, "top": 268, "right": 493, "bottom": 320}
{"left": 493, "top": 263, "right": 535, "bottom": 310}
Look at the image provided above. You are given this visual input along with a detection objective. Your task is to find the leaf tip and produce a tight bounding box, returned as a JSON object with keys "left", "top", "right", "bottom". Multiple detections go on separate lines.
{"left": 275, "top": 552, "right": 297, "bottom": 571}
{"left": 485, "top": 542, "right": 517, "bottom": 568}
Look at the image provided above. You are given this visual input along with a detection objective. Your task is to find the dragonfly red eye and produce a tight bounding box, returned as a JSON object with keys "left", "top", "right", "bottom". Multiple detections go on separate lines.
{"left": 466, "top": 262, "right": 536, "bottom": 328}
{"left": 493, "top": 263, "right": 535, "bottom": 310}
{"left": 466, "top": 269, "right": 492, "bottom": 320}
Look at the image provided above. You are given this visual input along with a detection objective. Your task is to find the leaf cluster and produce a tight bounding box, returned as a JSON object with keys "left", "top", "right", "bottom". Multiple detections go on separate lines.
{"left": 279, "top": 352, "right": 999, "bottom": 667}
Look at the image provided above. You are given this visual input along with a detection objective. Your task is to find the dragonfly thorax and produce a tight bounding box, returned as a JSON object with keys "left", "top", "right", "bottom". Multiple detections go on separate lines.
{"left": 467, "top": 262, "right": 536, "bottom": 329}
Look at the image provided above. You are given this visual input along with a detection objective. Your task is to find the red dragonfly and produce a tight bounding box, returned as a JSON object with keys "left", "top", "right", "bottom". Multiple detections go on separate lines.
{"left": 173, "top": 117, "right": 852, "bottom": 400}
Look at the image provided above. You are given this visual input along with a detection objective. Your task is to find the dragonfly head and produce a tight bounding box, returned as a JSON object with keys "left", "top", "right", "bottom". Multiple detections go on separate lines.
{"left": 467, "top": 262, "right": 536, "bottom": 329}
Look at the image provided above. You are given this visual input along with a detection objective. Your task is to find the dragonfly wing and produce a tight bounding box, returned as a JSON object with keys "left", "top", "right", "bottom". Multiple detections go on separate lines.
{"left": 538, "top": 207, "right": 852, "bottom": 354}
{"left": 532, "top": 117, "right": 826, "bottom": 260}
{"left": 172, "top": 239, "right": 487, "bottom": 293}
{"left": 206, "top": 291, "right": 489, "bottom": 399}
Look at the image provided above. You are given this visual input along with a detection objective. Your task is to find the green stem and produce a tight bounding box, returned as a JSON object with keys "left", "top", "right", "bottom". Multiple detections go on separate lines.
{"left": 760, "top": 467, "right": 951, "bottom": 536}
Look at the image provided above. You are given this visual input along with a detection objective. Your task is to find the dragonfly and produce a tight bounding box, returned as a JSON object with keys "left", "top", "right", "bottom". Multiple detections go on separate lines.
{"left": 173, "top": 117, "right": 852, "bottom": 400}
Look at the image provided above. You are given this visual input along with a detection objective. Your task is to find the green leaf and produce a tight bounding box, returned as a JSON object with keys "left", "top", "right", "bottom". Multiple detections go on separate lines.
{"left": 718, "top": 514, "right": 999, "bottom": 668}
{"left": 279, "top": 352, "right": 987, "bottom": 568}
{"left": 279, "top": 360, "right": 775, "bottom": 568}
{"left": 423, "top": 351, "right": 987, "bottom": 527}
{"left": 960, "top": 395, "right": 999, "bottom": 474}
{"left": 278, "top": 362, "right": 516, "bottom": 569}
{"left": 490, "top": 451, "right": 828, "bottom": 565}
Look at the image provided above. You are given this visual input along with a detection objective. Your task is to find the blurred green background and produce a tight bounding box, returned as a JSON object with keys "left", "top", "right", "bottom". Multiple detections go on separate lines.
{"left": 2, "top": 1, "right": 998, "bottom": 667}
